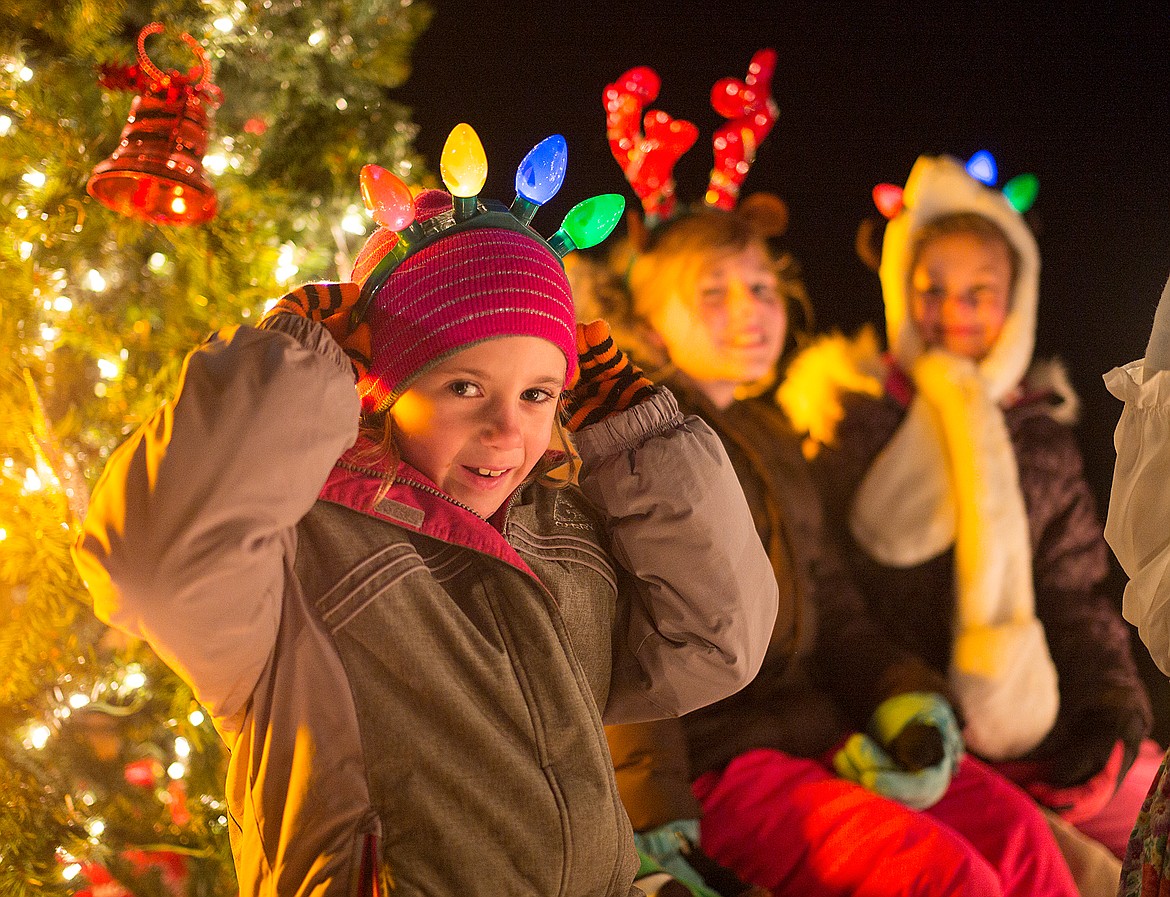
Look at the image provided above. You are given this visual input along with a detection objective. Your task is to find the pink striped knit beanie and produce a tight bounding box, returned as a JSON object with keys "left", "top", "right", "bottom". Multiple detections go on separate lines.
{"left": 351, "top": 189, "right": 577, "bottom": 414}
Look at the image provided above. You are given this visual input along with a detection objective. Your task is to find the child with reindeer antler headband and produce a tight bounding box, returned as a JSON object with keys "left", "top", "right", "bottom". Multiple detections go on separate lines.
{"left": 591, "top": 56, "right": 1080, "bottom": 897}
{"left": 779, "top": 152, "right": 1161, "bottom": 895}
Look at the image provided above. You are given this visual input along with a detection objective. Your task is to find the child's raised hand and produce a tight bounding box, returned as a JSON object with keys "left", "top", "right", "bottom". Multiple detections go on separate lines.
{"left": 258, "top": 282, "right": 371, "bottom": 382}
{"left": 561, "top": 319, "right": 656, "bottom": 431}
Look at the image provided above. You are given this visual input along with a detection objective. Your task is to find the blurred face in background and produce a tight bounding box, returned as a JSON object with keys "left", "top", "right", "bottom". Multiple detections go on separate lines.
{"left": 908, "top": 229, "right": 1013, "bottom": 362}
{"left": 646, "top": 241, "right": 786, "bottom": 408}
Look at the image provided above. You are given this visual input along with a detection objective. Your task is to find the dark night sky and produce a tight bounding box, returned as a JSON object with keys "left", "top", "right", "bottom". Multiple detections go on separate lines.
{"left": 394, "top": 2, "right": 1170, "bottom": 516}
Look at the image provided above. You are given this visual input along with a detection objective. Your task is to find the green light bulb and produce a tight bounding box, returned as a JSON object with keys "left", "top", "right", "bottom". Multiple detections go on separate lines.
{"left": 547, "top": 194, "right": 625, "bottom": 257}
{"left": 1002, "top": 173, "right": 1039, "bottom": 214}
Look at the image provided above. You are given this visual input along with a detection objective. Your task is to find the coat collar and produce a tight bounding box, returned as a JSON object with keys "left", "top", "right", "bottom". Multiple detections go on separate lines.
{"left": 318, "top": 439, "right": 537, "bottom": 578}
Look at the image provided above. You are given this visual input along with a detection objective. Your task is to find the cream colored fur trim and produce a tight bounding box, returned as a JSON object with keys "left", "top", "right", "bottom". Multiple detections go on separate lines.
{"left": 849, "top": 396, "right": 956, "bottom": 567}
{"left": 1024, "top": 357, "right": 1080, "bottom": 425}
{"left": 917, "top": 352, "right": 1058, "bottom": 757}
{"left": 851, "top": 351, "right": 1059, "bottom": 758}
{"left": 776, "top": 327, "right": 883, "bottom": 458}
{"left": 952, "top": 619, "right": 1060, "bottom": 759}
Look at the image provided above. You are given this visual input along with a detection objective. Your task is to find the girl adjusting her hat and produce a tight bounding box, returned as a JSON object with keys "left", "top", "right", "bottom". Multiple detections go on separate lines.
{"left": 73, "top": 181, "right": 779, "bottom": 896}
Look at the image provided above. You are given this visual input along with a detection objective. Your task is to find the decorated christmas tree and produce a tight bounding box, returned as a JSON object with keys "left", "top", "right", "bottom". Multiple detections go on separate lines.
{"left": 0, "top": 2, "right": 430, "bottom": 893}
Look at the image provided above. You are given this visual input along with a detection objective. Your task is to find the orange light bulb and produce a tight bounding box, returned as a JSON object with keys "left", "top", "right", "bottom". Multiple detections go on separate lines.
{"left": 360, "top": 164, "right": 416, "bottom": 231}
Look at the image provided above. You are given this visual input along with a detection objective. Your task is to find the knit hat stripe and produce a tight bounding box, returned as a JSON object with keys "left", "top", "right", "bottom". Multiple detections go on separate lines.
{"left": 398, "top": 231, "right": 566, "bottom": 286}
{"left": 388, "top": 242, "right": 575, "bottom": 315}
{"left": 401, "top": 284, "right": 574, "bottom": 335}
{"left": 394, "top": 306, "right": 575, "bottom": 361}
{"left": 358, "top": 190, "right": 578, "bottom": 415}
{"left": 393, "top": 273, "right": 575, "bottom": 331}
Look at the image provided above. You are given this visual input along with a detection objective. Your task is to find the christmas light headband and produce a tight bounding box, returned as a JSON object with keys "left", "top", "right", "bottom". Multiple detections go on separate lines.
{"left": 604, "top": 48, "right": 779, "bottom": 223}
{"left": 872, "top": 149, "right": 1039, "bottom": 219}
{"left": 351, "top": 124, "right": 625, "bottom": 325}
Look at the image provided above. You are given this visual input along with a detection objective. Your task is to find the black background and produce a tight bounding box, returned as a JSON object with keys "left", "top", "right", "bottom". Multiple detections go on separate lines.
{"left": 396, "top": 1, "right": 1170, "bottom": 720}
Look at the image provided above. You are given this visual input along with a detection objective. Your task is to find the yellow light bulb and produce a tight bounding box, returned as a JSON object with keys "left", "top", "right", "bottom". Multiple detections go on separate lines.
{"left": 440, "top": 123, "right": 488, "bottom": 199}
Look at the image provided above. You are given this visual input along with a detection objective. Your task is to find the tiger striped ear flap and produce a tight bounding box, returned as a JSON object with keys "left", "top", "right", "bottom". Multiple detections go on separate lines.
{"left": 705, "top": 49, "right": 779, "bottom": 211}
{"left": 259, "top": 282, "right": 371, "bottom": 381}
{"left": 604, "top": 65, "right": 699, "bottom": 224}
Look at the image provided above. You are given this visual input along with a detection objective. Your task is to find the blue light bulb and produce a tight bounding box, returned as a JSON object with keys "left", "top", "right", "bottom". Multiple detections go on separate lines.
{"left": 511, "top": 135, "right": 568, "bottom": 225}
{"left": 966, "top": 150, "right": 998, "bottom": 186}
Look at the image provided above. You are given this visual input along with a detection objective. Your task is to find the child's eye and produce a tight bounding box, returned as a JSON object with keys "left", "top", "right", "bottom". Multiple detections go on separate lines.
{"left": 448, "top": 380, "right": 482, "bottom": 398}
{"left": 970, "top": 285, "right": 999, "bottom": 303}
{"left": 699, "top": 288, "right": 727, "bottom": 307}
{"left": 752, "top": 283, "right": 781, "bottom": 305}
{"left": 521, "top": 387, "right": 556, "bottom": 404}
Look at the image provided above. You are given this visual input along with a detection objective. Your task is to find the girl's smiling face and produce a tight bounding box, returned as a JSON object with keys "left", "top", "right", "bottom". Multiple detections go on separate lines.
{"left": 909, "top": 230, "right": 1013, "bottom": 362}
{"left": 647, "top": 241, "right": 787, "bottom": 408}
{"left": 389, "top": 336, "right": 566, "bottom": 518}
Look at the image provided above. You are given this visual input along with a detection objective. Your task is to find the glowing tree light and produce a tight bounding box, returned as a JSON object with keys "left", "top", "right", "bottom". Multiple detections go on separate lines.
{"left": 1002, "top": 172, "right": 1039, "bottom": 213}
{"left": 359, "top": 164, "right": 424, "bottom": 272}
{"left": 872, "top": 183, "right": 904, "bottom": 219}
{"left": 360, "top": 165, "right": 420, "bottom": 234}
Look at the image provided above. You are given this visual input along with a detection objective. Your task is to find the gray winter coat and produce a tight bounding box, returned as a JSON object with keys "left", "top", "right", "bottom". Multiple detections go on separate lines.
{"left": 74, "top": 316, "right": 778, "bottom": 896}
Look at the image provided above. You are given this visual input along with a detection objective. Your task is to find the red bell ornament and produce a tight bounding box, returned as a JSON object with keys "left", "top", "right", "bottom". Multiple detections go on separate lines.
{"left": 87, "top": 23, "right": 221, "bottom": 226}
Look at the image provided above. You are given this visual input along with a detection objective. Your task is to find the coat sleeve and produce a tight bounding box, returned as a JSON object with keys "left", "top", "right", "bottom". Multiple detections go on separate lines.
{"left": 73, "top": 317, "right": 360, "bottom": 725}
{"left": 573, "top": 388, "right": 779, "bottom": 724}
{"left": 810, "top": 525, "right": 954, "bottom": 728}
{"left": 1018, "top": 412, "right": 1152, "bottom": 752}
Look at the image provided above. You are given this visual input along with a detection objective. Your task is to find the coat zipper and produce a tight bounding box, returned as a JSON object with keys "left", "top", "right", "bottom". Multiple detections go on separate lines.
{"left": 396, "top": 476, "right": 487, "bottom": 520}
{"left": 397, "top": 476, "right": 525, "bottom": 531}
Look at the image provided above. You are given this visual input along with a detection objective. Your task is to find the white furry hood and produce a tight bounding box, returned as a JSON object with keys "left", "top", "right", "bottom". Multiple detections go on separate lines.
{"left": 880, "top": 154, "right": 1041, "bottom": 402}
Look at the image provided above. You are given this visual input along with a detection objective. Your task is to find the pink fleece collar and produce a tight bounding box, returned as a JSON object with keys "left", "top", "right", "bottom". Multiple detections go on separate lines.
{"left": 318, "top": 443, "right": 537, "bottom": 579}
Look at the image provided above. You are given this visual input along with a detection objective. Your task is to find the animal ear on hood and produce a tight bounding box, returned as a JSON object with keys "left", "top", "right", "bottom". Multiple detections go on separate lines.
{"left": 854, "top": 217, "right": 883, "bottom": 273}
